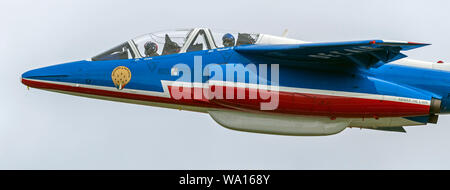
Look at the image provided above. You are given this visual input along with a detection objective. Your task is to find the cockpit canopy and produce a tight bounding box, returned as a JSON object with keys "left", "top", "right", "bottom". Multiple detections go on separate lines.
{"left": 91, "top": 28, "right": 302, "bottom": 61}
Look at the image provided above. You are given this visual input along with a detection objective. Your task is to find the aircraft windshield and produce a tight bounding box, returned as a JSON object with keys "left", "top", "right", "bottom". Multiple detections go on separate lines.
{"left": 91, "top": 42, "right": 135, "bottom": 61}
{"left": 133, "top": 29, "right": 193, "bottom": 58}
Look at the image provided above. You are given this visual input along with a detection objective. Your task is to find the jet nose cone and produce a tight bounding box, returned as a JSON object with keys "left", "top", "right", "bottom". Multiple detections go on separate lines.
{"left": 21, "top": 66, "right": 69, "bottom": 88}
{"left": 22, "top": 69, "right": 49, "bottom": 87}
{"left": 21, "top": 68, "right": 48, "bottom": 80}
{"left": 22, "top": 66, "right": 70, "bottom": 79}
{"left": 21, "top": 70, "right": 33, "bottom": 86}
{"left": 21, "top": 61, "right": 86, "bottom": 88}
{"left": 22, "top": 65, "right": 68, "bottom": 78}
{"left": 21, "top": 60, "right": 87, "bottom": 90}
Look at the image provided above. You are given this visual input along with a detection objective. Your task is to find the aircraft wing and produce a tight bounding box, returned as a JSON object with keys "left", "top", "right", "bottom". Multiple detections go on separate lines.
{"left": 234, "top": 40, "right": 429, "bottom": 69}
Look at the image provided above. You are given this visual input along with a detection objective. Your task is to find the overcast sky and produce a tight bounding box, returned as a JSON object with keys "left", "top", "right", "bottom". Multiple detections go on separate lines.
{"left": 2, "top": 0, "right": 450, "bottom": 169}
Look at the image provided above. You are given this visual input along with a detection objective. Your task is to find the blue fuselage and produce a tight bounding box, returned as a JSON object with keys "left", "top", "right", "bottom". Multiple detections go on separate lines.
{"left": 21, "top": 48, "right": 450, "bottom": 117}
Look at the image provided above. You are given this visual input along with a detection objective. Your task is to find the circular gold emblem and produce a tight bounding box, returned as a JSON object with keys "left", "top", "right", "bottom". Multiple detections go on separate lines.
{"left": 111, "top": 66, "right": 131, "bottom": 90}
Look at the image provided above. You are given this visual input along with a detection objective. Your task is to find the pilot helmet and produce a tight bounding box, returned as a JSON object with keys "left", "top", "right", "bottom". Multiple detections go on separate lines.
{"left": 144, "top": 41, "right": 158, "bottom": 54}
{"left": 222, "top": 33, "right": 235, "bottom": 47}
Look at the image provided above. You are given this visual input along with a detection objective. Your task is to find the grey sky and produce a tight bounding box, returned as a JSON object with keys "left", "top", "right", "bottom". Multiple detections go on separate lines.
{"left": 1, "top": 0, "right": 450, "bottom": 169}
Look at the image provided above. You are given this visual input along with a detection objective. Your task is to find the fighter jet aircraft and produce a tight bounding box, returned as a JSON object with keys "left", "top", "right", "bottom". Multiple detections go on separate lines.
{"left": 21, "top": 28, "right": 450, "bottom": 136}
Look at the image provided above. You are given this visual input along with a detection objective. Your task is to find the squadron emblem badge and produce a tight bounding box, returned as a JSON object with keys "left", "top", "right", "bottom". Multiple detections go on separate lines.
{"left": 111, "top": 66, "right": 131, "bottom": 90}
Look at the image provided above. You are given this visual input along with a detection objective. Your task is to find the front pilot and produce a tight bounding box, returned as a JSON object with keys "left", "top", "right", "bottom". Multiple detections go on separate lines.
{"left": 144, "top": 41, "right": 160, "bottom": 57}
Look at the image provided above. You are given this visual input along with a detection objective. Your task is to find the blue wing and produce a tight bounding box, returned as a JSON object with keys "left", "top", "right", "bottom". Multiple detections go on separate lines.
{"left": 234, "top": 40, "right": 429, "bottom": 69}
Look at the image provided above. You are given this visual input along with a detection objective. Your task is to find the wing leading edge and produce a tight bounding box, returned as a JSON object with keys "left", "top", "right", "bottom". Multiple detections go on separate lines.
{"left": 235, "top": 40, "right": 429, "bottom": 69}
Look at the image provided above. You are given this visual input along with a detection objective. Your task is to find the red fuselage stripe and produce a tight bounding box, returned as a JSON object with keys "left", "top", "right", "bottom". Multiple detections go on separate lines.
{"left": 22, "top": 79, "right": 430, "bottom": 118}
